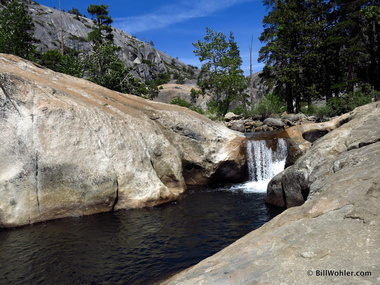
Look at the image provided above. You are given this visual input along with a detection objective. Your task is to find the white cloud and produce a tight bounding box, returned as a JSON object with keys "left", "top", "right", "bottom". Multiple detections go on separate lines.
{"left": 114, "top": 0, "right": 255, "bottom": 34}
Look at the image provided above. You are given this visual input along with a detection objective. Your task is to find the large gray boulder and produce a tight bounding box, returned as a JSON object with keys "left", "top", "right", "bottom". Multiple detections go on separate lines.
{"left": 263, "top": 117, "right": 285, "bottom": 128}
{"left": 162, "top": 102, "right": 380, "bottom": 284}
{"left": 0, "top": 54, "right": 245, "bottom": 228}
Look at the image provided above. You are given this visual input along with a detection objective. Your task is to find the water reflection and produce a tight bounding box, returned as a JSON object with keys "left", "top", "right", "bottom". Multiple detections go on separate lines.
{"left": 0, "top": 186, "right": 283, "bottom": 285}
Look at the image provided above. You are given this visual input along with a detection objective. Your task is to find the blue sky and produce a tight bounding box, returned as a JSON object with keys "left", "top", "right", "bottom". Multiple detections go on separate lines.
{"left": 37, "top": 0, "right": 267, "bottom": 74}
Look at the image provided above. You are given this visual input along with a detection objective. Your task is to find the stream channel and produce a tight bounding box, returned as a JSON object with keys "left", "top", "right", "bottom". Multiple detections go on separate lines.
{"left": 0, "top": 137, "right": 287, "bottom": 285}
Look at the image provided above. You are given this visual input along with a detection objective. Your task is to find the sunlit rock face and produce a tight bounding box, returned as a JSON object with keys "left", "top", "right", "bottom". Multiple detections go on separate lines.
{"left": 0, "top": 54, "right": 245, "bottom": 228}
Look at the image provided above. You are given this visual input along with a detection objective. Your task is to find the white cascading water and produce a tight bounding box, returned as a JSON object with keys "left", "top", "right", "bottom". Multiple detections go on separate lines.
{"left": 243, "top": 138, "right": 288, "bottom": 193}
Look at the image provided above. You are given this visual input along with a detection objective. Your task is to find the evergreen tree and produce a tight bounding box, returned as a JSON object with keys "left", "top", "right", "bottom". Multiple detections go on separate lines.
{"left": 39, "top": 48, "right": 84, "bottom": 78}
{"left": 259, "top": 0, "right": 301, "bottom": 112}
{"left": 84, "top": 4, "right": 150, "bottom": 96}
{"left": 68, "top": 7, "right": 82, "bottom": 17}
{"left": 259, "top": 0, "right": 380, "bottom": 114}
{"left": 87, "top": 4, "right": 114, "bottom": 45}
{"left": 0, "top": 0, "right": 36, "bottom": 59}
{"left": 85, "top": 43, "right": 148, "bottom": 95}
{"left": 193, "top": 27, "right": 247, "bottom": 116}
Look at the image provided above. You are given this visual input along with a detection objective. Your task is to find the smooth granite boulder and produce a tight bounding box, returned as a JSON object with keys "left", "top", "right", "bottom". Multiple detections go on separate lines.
{"left": 0, "top": 54, "right": 245, "bottom": 228}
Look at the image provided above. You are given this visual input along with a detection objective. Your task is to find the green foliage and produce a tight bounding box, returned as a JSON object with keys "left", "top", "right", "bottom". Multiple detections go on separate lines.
{"left": 39, "top": 48, "right": 84, "bottom": 77}
{"left": 309, "top": 85, "right": 380, "bottom": 119}
{"left": 190, "top": 88, "right": 202, "bottom": 103}
{"left": 87, "top": 4, "right": 113, "bottom": 45}
{"left": 0, "top": 0, "right": 36, "bottom": 59}
{"left": 153, "top": 72, "right": 171, "bottom": 86}
{"left": 40, "top": 49, "right": 63, "bottom": 70}
{"left": 82, "top": 4, "right": 150, "bottom": 96}
{"left": 309, "top": 105, "right": 333, "bottom": 121}
{"left": 60, "top": 49, "right": 84, "bottom": 77}
{"left": 170, "top": 96, "right": 204, "bottom": 114}
{"left": 141, "top": 58, "right": 154, "bottom": 66}
{"left": 170, "top": 97, "right": 192, "bottom": 108}
{"left": 230, "top": 104, "right": 248, "bottom": 116}
{"left": 327, "top": 86, "right": 378, "bottom": 116}
{"left": 85, "top": 44, "right": 138, "bottom": 94}
{"left": 68, "top": 7, "right": 82, "bottom": 19}
{"left": 193, "top": 27, "right": 247, "bottom": 116}
{"left": 249, "top": 93, "right": 285, "bottom": 120}
{"left": 259, "top": 0, "right": 380, "bottom": 113}
{"left": 173, "top": 72, "right": 185, "bottom": 84}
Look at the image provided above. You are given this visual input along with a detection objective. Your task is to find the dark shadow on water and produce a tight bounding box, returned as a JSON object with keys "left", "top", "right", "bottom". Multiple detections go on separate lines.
{"left": 0, "top": 185, "right": 283, "bottom": 285}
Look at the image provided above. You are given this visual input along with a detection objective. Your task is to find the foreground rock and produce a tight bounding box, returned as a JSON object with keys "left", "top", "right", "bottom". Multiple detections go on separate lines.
{"left": 267, "top": 102, "right": 379, "bottom": 208}
{"left": 162, "top": 102, "right": 380, "bottom": 284}
{"left": 0, "top": 54, "right": 245, "bottom": 228}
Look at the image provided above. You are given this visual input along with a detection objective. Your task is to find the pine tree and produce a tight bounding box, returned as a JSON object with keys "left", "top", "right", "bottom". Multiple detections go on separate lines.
{"left": 87, "top": 4, "right": 114, "bottom": 45}
{"left": 0, "top": 0, "right": 36, "bottom": 59}
{"left": 259, "top": 0, "right": 302, "bottom": 113}
{"left": 193, "top": 28, "right": 247, "bottom": 116}
{"left": 358, "top": 0, "right": 380, "bottom": 91}
{"left": 259, "top": 0, "right": 379, "bottom": 114}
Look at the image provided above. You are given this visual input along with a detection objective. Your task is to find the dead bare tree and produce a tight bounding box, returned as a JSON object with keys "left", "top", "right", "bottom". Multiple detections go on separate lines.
{"left": 249, "top": 35, "right": 254, "bottom": 107}
{"left": 59, "top": 0, "right": 64, "bottom": 55}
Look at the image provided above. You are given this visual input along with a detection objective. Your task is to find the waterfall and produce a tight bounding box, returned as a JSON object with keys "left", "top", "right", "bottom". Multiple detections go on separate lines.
{"left": 243, "top": 138, "right": 288, "bottom": 193}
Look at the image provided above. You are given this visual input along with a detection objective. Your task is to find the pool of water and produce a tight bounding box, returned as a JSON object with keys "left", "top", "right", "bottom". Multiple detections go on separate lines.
{"left": 0, "top": 185, "right": 283, "bottom": 285}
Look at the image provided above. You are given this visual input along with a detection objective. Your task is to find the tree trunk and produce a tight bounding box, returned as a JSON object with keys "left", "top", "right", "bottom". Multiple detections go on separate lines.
{"left": 285, "top": 82, "right": 294, "bottom": 113}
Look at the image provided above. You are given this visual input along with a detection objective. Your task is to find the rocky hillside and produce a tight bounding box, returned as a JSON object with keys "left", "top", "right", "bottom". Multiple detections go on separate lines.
{"left": 25, "top": 1, "right": 196, "bottom": 82}
{"left": 162, "top": 102, "right": 380, "bottom": 284}
{"left": 0, "top": 54, "right": 246, "bottom": 228}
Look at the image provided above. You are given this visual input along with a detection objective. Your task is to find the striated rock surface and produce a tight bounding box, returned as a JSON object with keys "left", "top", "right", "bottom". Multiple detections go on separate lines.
{"left": 0, "top": 54, "right": 245, "bottom": 228}
{"left": 162, "top": 102, "right": 380, "bottom": 284}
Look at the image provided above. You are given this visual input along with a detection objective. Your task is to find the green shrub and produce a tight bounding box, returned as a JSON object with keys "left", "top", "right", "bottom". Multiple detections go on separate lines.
{"left": 326, "top": 85, "right": 378, "bottom": 116}
{"left": 305, "top": 85, "right": 380, "bottom": 119}
{"left": 190, "top": 88, "right": 202, "bottom": 103}
{"left": 155, "top": 72, "right": 171, "bottom": 85}
{"left": 309, "top": 104, "right": 334, "bottom": 120}
{"left": 170, "top": 97, "right": 192, "bottom": 108}
{"left": 249, "top": 93, "right": 284, "bottom": 119}
{"left": 170, "top": 97, "right": 204, "bottom": 115}
{"left": 230, "top": 104, "right": 248, "bottom": 116}
{"left": 141, "top": 59, "right": 154, "bottom": 66}
{"left": 204, "top": 99, "right": 226, "bottom": 120}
